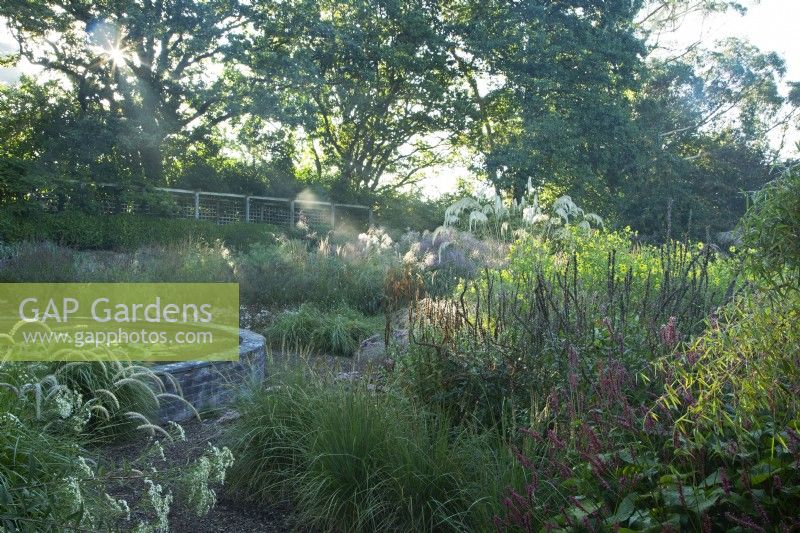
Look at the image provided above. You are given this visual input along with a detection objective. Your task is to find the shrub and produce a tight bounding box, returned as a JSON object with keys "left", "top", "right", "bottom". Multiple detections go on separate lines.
{"left": 740, "top": 167, "right": 800, "bottom": 291}
{"left": 0, "top": 204, "right": 50, "bottom": 243}
{"left": 496, "top": 290, "right": 800, "bottom": 531}
{"left": 0, "top": 208, "right": 279, "bottom": 251}
{"left": 226, "top": 372, "right": 526, "bottom": 532}
{"left": 266, "top": 303, "right": 380, "bottom": 357}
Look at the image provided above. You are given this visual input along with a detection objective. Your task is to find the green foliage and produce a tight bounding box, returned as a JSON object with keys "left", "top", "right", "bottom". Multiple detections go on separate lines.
{"left": 497, "top": 291, "right": 800, "bottom": 531}
{"left": 666, "top": 291, "right": 800, "bottom": 438}
{"left": 226, "top": 371, "right": 526, "bottom": 532}
{"left": 401, "top": 229, "right": 737, "bottom": 429}
{"left": 617, "top": 37, "right": 794, "bottom": 239}
{"left": 0, "top": 240, "right": 236, "bottom": 283}
{"left": 372, "top": 191, "right": 453, "bottom": 233}
{"left": 0, "top": 209, "right": 279, "bottom": 251}
{"left": 267, "top": 303, "right": 380, "bottom": 357}
{"left": 740, "top": 166, "right": 800, "bottom": 291}
{"left": 0, "top": 359, "right": 227, "bottom": 531}
{"left": 237, "top": 239, "right": 390, "bottom": 314}
{"left": 510, "top": 227, "right": 737, "bottom": 302}
{"left": 1, "top": 0, "right": 796, "bottom": 233}
{"left": 1, "top": 0, "right": 254, "bottom": 183}
{"left": 454, "top": 0, "right": 645, "bottom": 202}
{"left": 391, "top": 208, "right": 800, "bottom": 530}
{"left": 0, "top": 406, "right": 91, "bottom": 531}
{"left": 250, "top": 0, "right": 466, "bottom": 194}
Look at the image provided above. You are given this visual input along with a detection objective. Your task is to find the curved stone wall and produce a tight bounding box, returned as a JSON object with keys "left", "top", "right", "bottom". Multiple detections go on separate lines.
{"left": 153, "top": 329, "right": 265, "bottom": 422}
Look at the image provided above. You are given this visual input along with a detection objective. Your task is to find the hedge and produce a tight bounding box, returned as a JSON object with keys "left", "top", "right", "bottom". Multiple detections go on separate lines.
{"left": 0, "top": 207, "right": 280, "bottom": 251}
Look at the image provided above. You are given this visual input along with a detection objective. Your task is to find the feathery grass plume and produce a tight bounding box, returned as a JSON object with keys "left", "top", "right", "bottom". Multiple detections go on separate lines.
{"left": 135, "top": 423, "right": 173, "bottom": 440}
{"left": 52, "top": 360, "right": 190, "bottom": 440}
{"left": 157, "top": 392, "right": 200, "bottom": 421}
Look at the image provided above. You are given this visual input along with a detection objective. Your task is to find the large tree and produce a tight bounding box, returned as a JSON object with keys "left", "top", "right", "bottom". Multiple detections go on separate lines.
{"left": 620, "top": 38, "right": 798, "bottom": 238}
{"left": 248, "top": 0, "right": 468, "bottom": 197}
{"left": 450, "top": 0, "right": 647, "bottom": 207}
{"left": 1, "top": 0, "right": 254, "bottom": 184}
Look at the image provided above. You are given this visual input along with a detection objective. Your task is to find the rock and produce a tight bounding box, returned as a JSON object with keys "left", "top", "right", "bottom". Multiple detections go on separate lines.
{"left": 217, "top": 409, "right": 241, "bottom": 424}
{"left": 240, "top": 306, "right": 271, "bottom": 330}
{"left": 356, "top": 329, "right": 409, "bottom": 363}
{"left": 334, "top": 371, "right": 362, "bottom": 382}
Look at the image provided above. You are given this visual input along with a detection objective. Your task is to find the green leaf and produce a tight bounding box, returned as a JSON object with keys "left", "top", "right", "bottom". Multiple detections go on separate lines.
{"left": 605, "top": 493, "right": 637, "bottom": 525}
{"left": 703, "top": 470, "right": 721, "bottom": 487}
{"left": 749, "top": 459, "right": 783, "bottom": 485}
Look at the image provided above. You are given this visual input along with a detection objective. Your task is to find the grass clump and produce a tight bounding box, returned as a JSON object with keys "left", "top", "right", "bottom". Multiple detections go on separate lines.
{"left": 267, "top": 303, "right": 380, "bottom": 357}
{"left": 237, "top": 239, "right": 390, "bottom": 314}
{"left": 0, "top": 241, "right": 78, "bottom": 282}
{"left": 226, "top": 372, "right": 525, "bottom": 532}
{"left": 48, "top": 360, "right": 197, "bottom": 440}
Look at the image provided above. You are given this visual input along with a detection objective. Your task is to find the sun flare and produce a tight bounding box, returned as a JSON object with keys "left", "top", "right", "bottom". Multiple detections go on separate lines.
{"left": 104, "top": 45, "right": 127, "bottom": 66}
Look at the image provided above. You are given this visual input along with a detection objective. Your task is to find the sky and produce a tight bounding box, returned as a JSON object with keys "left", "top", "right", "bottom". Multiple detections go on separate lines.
{"left": 668, "top": 0, "right": 799, "bottom": 80}
{"left": 0, "top": 20, "right": 23, "bottom": 84}
{"left": 1, "top": 1, "right": 798, "bottom": 195}
{"left": 422, "top": 0, "right": 800, "bottom": 197}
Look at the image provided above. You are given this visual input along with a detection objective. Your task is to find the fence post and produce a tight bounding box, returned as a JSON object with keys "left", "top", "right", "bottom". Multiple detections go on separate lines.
{"left": 245, "top": 196, "right": 251, "bottom": 223}
{"left": 194, "top": 191, "right": 200, "bottom": 220}
{"left": 368, "top": 207, "right": 373, "bottom": 227}
{"left": 289, "top": 200, "right": 295, "bottom": 229}
{"left": 331, "top": 203, "right": 336, "bottom": 228}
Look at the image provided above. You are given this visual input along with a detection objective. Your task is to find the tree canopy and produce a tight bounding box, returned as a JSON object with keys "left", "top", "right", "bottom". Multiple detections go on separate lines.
{"left": 1, "top": 0, "right": 797, "bottom": 237}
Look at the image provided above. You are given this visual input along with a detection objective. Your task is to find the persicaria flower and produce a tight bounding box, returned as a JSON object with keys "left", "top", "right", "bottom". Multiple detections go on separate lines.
{"left": 720, "top": 467, "right": 731, "bottom": 495}
{"left": 701, "top": 513, "right": 712, "bottom": 533}
{"left": 548, "top": 389, "right": 560, "bottom": 412}
{"left": 659, "top": 316, "right": 678, "bottom": 347}
{"left": 547, "top": 429, "right": 566, "bottom": 450}
{"left": 643, "top": 412, "right": 656, "bottom": 432}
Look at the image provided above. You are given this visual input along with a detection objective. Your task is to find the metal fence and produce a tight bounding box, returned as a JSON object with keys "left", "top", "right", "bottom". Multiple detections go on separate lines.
{"left": 31, "top": 183, "right": 373, "bottom": 229}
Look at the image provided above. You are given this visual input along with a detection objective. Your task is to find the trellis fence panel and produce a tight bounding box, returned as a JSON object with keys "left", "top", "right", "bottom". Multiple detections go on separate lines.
{"left": 29, "top": 183, "right": 372, "bottom": 229}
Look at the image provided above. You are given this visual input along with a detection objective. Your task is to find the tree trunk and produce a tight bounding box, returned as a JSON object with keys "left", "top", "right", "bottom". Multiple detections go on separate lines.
{"left": 139, "top": 143, "right": 163, "bottom": 184}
